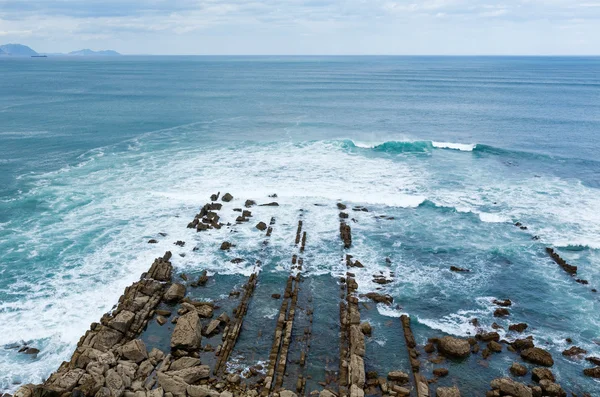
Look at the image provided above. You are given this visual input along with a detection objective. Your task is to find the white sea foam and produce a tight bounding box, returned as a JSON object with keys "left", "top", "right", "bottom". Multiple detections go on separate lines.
{"left": 432, "top": 141, "right": 476, "bottom": 151}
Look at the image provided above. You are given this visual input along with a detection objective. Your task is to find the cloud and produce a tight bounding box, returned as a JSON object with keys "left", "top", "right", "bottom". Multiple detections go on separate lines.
{"left": 0, "top": 0, "right": 599, "bottom": 54}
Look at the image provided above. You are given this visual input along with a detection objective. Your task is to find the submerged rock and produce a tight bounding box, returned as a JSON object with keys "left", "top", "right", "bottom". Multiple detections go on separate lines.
{"left": 510, "top": 363, "right": 528, "bottom": 377}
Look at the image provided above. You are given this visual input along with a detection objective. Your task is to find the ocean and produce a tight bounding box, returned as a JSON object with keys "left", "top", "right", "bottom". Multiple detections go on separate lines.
{"left": 1, "top": 56, "right": 599, "bottom": 395}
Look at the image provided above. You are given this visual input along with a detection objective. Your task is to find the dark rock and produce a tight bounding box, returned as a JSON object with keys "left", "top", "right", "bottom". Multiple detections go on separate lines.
{"left": 245, "top": 200, "right": 256, "bottom": 208}
{"left": 256, "top": 222, "right": 267, "bottom": 231}
{"left": 489, "top": 377, "right": 533, "bottom": 397}
{"left": 488, "top": 341, "right": 502, "bottom": 353}
{"left": 512, "top": 338, "right": 535, "bottom": 351}
{"left": 174, "top": 240, "right": 185, "bottom": 247}
{"left": 222, "top": 193, "right": 233, "bottom": 202}
{"left": 450, "top": 266, "right": 470, "bottom": 272}
{"left": 477, "top": 332, "right": 500, "bottom": 342}
{"left": 362, "top": 292, "right": 393, "bottom": 305}
{"left": 583, "top": 366, "right": 600, "bottom": 378}
{"left": 210, "top": 192, "right": 220, "bottom": 201}
{"left": 546, "top": 247, "right": 577, "bottom": 275}
{"left": 220, "top": 241, "right": 233, "bottom": 250}
{"left": 562, "top": 346, "right": 587, "bottom": 357}
{"left": 491, "top": 322, "right": 503, "bottom": 330}
{"left": 271, "top": 294, "right": 281, "bottom": 299}
{"left": 148, "top": 239, "right": 158, "bottom": 244}
{"left": 337, "top": 203, "right": 347, "bottom": 210}
{"left": 509, "top": 323, "right": 528, "bottom": 333}
{"left": 433, "top": 368, "right": 449, "bottom": 377}
{"left": 493, "top": 308, "right": 510, "bottom": 317}
{"left": 493, "top": 299, "right": 512, "bottom": 307}
{"left": 339, "top": 212, "right": 349, "bottom": 219}
{"left": 521, "top": 347, "right": 554, "bottom": 367}
{"left": 260, "top": 202, "right": 279, "bottom": 206}
{"left": 269, "top": 193, "right": 278, "bottom": 198}
{"left": 586, "top": 356, "right": 600, "bottom": 366}
{"left": 424, "top": 343, "right": 435, "bottom": 353}
{"left": 23, "top": 348, "right": 40, "bottom": 355}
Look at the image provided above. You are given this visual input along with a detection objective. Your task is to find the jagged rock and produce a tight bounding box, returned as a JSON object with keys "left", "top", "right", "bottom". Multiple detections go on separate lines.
{"left": 562, "top": 346, "right": 587, "bottom": 357}
{"left": 360, "top": 322, "right": 372, "bottom": 336}
{"left": 509, "top": 323, "right": 528, "bottom": 333}
{"left": 157, "top": 315, "right": 167, "bottom": 326}
{"left": 186, "top": 385, "right": 219, "bottom": 397}
{"left": 167, "top": 366, "right": 210, "bottom": 383}
{"left": 583, "top": 366, "right": 600, "bottom": 378}
{"left": 387, "top": 371, "right": 409, "bottom": 383}
{"left": 203, "top": 319, "right": 220, "bottom": 336}
{"left": 521, "top": 347, "right": 554, "bottom": 367}
{"left": 433, "top": 368, "right": 449, "bottom": 377}
{"left": 222, "top": 193, "right": 233, "bottom": 202}
{"left": 164, "top": 284, "right": 186, "bottom": 302}
{"left": 148, "top": 239, "right": 158, "bottom": 244}
{"left": 510, "top": 363, "right": 528, "bottom": 376}
{"left": 350, "top": 354, "right": 365, "bottom": 387}
{"left": 392, "top": 385, "right": 410, "bottom": 396}
{"left": 156, "top": 373, "right": 187, "bottom": 396}
{"left": 512, "top": 338, "right": 534, "bottom": 351}
{"left": 362, "top": 292, "right": 393, "bottom": 305}
{"left": 120, "top": 339, "right": 148, "bottom": 363}
{"left": 349, "top": 385, "right": 363, "bottom": 397}
{"left": 226, "top": 374, "right": 241, "bottom": 384}
{"left": 488, "top": 341, "right": 502, "bottom": 353}
{"left": 174, "top": 241, "right": 185, "bottom": 247}
{"left": 105, "top": 369, "right": 124, "bottom": 397}
{"left": 450, "top": 266, "right": 470, "bottom": 272}
{"left": 538, "top": 380, "right": 566, "bottom": 396}
{"left": 493, "top": 308, "right": 510, "bottom": 317}
{"left": 490, "top": 377, "right": 532, "bottom": 397}
{"left": 437, "top": 336, "right": 471, "bottom": 358}
{"left": 245, "top": 200, "right": 256, "bottom": 208}
{"left": 171, "top": 310, "right": 202, "bottom": 351}
{"left": 193, "top": 303, "right": 214, "bottom": 318}
{"left": 109, "top": 310, "right": 135, "bottom": 333}
{"left": 14, "top": 385, "right": 34, "bottom": 397}
{"left": 477, "top": 332, "right": 500, "bottom": 342}
{"left": 256, "top": 222, "right": 267, "bottom": 231}
{"left": 493, "top": 299, "right": 512, "bottom": 307}
{"left": 531, "top": 367, "right": 555, "bottom": 382}
{"left": 169, "top": 357, "right": 201, "bottom": 371}
{"left": 210, "top": 192, "right": 220, "bottom": 201}
{"left": 220, "top": 242, "right": 232, "bottom": 250}
{"left": 350, "top": 325, "right": 365, "bottom": 357}
{"left": 436, "top": 386, "right": 460, "bottom": 397}
{"left": 587, "top": 356, "right": 600, "bottom": 365}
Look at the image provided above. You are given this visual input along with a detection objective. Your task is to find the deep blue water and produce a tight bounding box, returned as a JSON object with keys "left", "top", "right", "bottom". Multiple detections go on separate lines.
{"left": 1, "top": 56, "right": 599, "bottom": 395}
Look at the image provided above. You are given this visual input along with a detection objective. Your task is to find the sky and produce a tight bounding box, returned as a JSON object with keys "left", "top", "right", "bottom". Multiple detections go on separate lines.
{"left": 0, "top": 0, "right": 599, "bottom": 55}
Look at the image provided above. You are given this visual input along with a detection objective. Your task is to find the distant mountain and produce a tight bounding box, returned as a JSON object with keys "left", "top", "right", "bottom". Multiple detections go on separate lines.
{"left": 68, "top": 49, "right": 120, "bottom": 56}
{"left": 0, "top": 44, "right": 38, "bottom": 56}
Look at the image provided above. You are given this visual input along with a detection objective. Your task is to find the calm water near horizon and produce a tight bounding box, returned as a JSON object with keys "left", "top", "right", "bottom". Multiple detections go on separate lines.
{"left": 0, "top": 56, "right": 599, "bottom": 394}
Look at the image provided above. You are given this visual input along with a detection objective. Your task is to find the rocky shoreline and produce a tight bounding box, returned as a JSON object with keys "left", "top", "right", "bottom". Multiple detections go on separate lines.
{"left": 6, "top": 193, "right": 599, "bottom": 397}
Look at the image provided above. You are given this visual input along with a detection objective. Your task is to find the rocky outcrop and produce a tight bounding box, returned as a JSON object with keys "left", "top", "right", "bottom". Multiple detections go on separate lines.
{"left": 436, "top": 386, "right": 461, "bottom": 397}
{"left": 489, "top": 377, "right": 532, "bottom": 397}
{"left": 437, "top": 336, "right": 471, "bottom": 358}
{"left": 583, "top": 366, "right": 600, "bottom": 378}
{"left": 170, "top": 310, "right": 202, "bottom": 351}
{"left": 521, "top": 347, "right": 554, "bottom": 367}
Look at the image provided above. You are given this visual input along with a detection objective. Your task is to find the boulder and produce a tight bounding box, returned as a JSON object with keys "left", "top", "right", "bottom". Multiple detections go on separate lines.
{"left": 220, "top": 242, "right": 232, "bottom": 250}
{"left": 360, "top": 322, "right": 372, "bottom": 336}
{"left": 319, "top": 390, "right": 337, "bottom": 397}
{"left": 203, "top": 319, "right": 220, "bottom": 336}
{"left": 512, "top": 338, "right": 535, "bottom": 351}
{"left": 436, "top": 386, "right": 461, "bottom": 397}
{"left": 562, "top": 346, "right": 586, "bottom": 357}
{"left": 164, "top": 284, "right": 186, "bottom": 302}
{"left": 433, "top": 368, "right": 449, "bottom": 377}
{"left": 256, "top": 222, "right": 267, "bottom": 231}
{"left": 349, "top": 385, "right": 364, "bottom": 397}
{"left": 108, "top": 310, "right": 135, "bottom": 333}
{"left": 510, "top": 363, "right": 528, "bottom": 376}
{"left": 493, "top": 299, "right": 512, "bottom": 307}
{"left": 156, "top": 373, "right": 187, "bottom": 396}
{"left": 186, "top": 385, "right": 219, "bottom": 397}
{"left": 350, "top": 325, "right": 365, "bottom": 357}
{"left": 490, "top": 377, "right": 532, "bottom": 397}
{"left": 120, "top": 339, "right": 148, "bottom": 363}
{"left": 437, "top": 336, "right": 471, "bottom": 358}
{"left": 583, "top": 366, "right": 600, "bottom": 378}
{"left": 538, "top": 380, "right": 566, "bottom": 397}
{"left": 477, "top": 332, "right": 500, "bottom": 342}
{"left": 171, "top": 310, "right": 202, "bottom": 351}
{"left": 105, "top": 369, "right": 124, "bottom": 397}
{"left": 509, "top": 323, "right": 528, "bottom": 333}
{"left": 387, "top": 371, "right": 409, "bottom": 383}
{"left": 362, "top": 292, "right": 393, "bottom": 305}
{"left": 493, "top": 308, "right": 510, "bottom": 317}
{"left": 521, "top": 347, "right": 554, "bottom": 367}
{"left": 222, "top": 193, "right": 233, "bottom": 202}
{"left": 245, "top": 200, "right": 256, "bottom": 208}
{"left": 531, "top": 367, "right": 555, "bottom": 382}
{"left": 167, "top": 365, "right": 210, "bottom": 383}
{"left": 169, "top": 357, "right": 201, "bottom": 371}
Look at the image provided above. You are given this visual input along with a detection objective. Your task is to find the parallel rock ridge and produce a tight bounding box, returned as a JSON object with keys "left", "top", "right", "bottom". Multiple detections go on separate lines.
{"left": 10, "top": 196, "right": 595, "bottom": 397}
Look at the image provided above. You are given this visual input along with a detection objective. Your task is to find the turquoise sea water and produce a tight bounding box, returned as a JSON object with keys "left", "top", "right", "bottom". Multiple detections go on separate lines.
{"left": 1, "top": 56, "right": 599, "bottom": 394}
